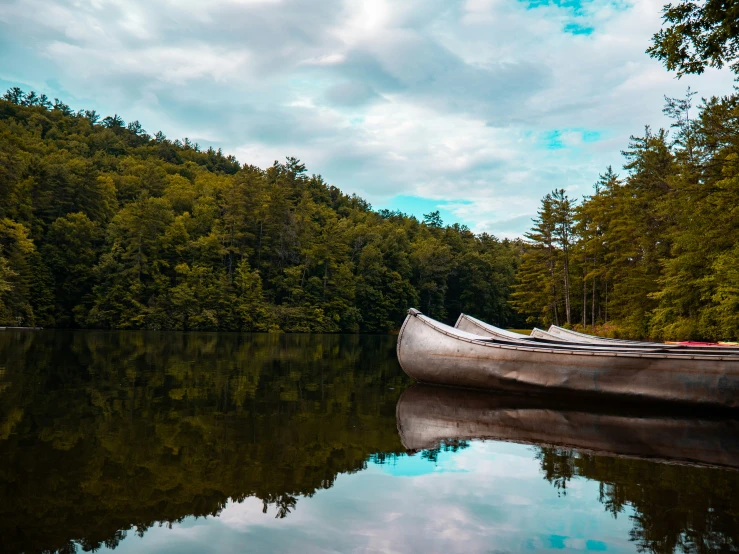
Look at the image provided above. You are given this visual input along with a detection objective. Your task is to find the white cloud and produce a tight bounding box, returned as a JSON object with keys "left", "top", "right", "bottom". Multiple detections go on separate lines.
{"left": 0, "top": 0, "right": 735, "bottom": 235}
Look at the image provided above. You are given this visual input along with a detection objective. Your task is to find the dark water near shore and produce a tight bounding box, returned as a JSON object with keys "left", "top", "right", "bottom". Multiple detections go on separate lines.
{"left": 1, "top": 331, "right": 737, "bottom": 554}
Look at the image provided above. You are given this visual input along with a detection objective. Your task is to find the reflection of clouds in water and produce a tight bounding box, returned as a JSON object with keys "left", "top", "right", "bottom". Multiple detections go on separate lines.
{"left": 444, "top": 440, "right": 542, "bottom": 478}
{"left": 102, "top": 441, "right": 638, "bottom": 553}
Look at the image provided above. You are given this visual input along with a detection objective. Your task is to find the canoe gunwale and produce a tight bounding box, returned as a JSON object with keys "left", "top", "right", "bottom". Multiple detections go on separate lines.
{"left": 548, "top": 324, "right": 739, "bottom": 351}
{"left": 531, "top": 327, "right": 566, "bottom": 341}
{"left": 457, "top": 313, "right": 534, "bottom": 341}
{"left": 548, "top": 325, "right": 659, "bottom": 345}
{"left": 411, "top": 311, "right": 739, "bottom": 362}
{"left": 459, "top": 312, "right": 739, "bottom": 354}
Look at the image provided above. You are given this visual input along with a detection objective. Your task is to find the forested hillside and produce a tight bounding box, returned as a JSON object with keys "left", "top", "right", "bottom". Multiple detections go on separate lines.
{"left": 513, "top": 90, "right": 739, "bottom": 341}
{"left": 0, "top": 89, "right": 523, "bottom": 331}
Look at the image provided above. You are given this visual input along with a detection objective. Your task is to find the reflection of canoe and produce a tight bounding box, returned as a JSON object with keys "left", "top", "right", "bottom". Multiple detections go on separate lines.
{"left": 396, "top": 309, "right": 739, "bottom": 407}
{"left": 396, "top": 384, "right": 739, "bottom": 469}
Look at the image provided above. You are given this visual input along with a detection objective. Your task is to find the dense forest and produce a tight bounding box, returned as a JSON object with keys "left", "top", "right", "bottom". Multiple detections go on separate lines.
{"left": 512, "top": 89, "right": 739, "bottom": 341}
{"left": 1, "top": 2, "right": 738, "bottom": 338}
{"left": 512, "top": 1, "right": 739, "bottom": 341}
{"left": 4, "top": 84, "right": 739, "bottom": 340}
{"left": 0, "top": 90, "right": 523, "bottom": 331}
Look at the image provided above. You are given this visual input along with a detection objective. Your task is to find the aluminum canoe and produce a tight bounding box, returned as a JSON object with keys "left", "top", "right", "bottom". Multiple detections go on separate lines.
{"left": 396, "top": 309, "right": 739, "bottom": 407}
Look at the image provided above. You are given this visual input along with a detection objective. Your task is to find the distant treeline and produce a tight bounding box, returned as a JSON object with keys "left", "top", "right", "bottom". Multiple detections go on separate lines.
{"left": 0, "top": 89, "right": 524, "bottom": 331}
{"left": 513, "top": 89, "right": 739, "bottom": 341}
{"left": 5, "top": 83, "right": 739, "bottom": 339}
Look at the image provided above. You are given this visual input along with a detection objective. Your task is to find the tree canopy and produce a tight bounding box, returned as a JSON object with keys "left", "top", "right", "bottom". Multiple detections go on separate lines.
{"left": 648, "top": 0, "right": 739, "bottom": 76}
{"left": 514, "top": 89, "right": 739, "bottom": 341}
{"left": 0, "top": 89, "right": 525, "bottom": 332}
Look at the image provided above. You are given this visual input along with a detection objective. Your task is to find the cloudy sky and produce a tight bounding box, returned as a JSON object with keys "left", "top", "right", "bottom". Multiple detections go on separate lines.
{"left": 0, "top": 0, "right": 735, "bottom": 237}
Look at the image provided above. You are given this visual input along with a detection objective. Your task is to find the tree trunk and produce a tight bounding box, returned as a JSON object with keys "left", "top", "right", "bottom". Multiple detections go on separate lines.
{"left": 322, "top": 262, "right": 328, "bottom": 300}
{"left": 582, "top": 268, "right": 586, "bottom": 327}
{"left": 563, "top": 250, "right": 571, "bottom": 324}
{"left": 591, "top": 276, "right": 596, "bottom": 327}
{"left": 257, "top": 221, "right": 263, "bottom": 266}
{"left": 548, "top": 245, "right": 559, "bottom": 326}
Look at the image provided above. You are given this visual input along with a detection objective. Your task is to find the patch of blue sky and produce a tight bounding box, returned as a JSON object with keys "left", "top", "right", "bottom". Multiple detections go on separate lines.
{"left": 525, "top": 0, "right": 631, "bottom": 14}
{"left": 543, "top": 129, "right": 566, "bottom": 150}
{"left": 376, "top": 194, "right": 475, "bottom": 229}
{"left": 609, "top": 0, "right": 632, "bottom": 11}
{"left": 541, "top": 128, "right": 603, "bottom": 150}
{"left": 522, "top": 0, "right": 601, "bottom": 35}
{"left": 564, "top": 22, "right": 595, "bottom": 35}
{"left": 524, "top": 0, "right": 591, "bottom": 15}
{"left": 549, "top": 534, "right": 568, "bottom": 549}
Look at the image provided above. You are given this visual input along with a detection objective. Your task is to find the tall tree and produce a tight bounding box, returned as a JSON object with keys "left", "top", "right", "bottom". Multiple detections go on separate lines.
{"left": 551, "top": 189, "right": 576, "bottom": 325}
{"left": 512, "top": 194, "right": 561, "bottom": 325}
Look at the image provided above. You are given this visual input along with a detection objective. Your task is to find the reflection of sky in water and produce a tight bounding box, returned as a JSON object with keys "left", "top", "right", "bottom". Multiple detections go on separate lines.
{"left": 102, "top": 441, "right": 636, "bottom": 553}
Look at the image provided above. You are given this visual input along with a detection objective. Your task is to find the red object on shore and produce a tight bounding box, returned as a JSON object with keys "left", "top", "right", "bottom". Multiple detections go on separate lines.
{"left": 678, "top": 341, "right": 721, "bottom": 347}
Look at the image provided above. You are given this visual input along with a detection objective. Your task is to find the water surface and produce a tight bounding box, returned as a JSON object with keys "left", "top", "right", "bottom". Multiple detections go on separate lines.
{"left": 0, "top": 331, "right": 737, "bottom": 553}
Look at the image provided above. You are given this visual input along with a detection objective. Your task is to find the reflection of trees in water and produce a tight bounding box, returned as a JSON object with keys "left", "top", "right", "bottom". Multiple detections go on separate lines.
{"left": 420, "top": 440, "right": 470, "bottom": 463}
{"left": 262, "top": 494, "right": 298, "bottom": 519}
{"left": 536, "top": 447, "right": 739, "bottom": 554}
{"left": 536, "top": 448, "right": 576, "bottom": 497}
{"left": 0, "top": 331, "right": 409, "bottom": 553}
{"left": 3, "top": 331, "right": 736, "bottom": 554}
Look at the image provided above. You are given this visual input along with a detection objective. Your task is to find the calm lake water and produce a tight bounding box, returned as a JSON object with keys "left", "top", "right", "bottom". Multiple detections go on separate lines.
{"left": 1, "top": 331, "right": 737, "bottom": 554}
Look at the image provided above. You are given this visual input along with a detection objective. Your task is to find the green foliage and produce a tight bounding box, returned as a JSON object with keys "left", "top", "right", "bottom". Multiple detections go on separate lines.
{"left": 515, "top": 90, "right": 739, "bottom": 340}
{"left": 648, "top": 0, "right": 739, "bottom": 76}
{"left": 0, "top": 89, "right": 524, "bottom": 331}
{"left": 0, "top": 248, "right": 18, "bottom": 322}
{"left": 512, "top": 191, "right": 574, "bottom": 326}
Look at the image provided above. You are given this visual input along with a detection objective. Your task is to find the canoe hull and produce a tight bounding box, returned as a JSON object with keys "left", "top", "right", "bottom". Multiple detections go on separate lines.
{"left": 397, "top": 311, "right": 739, "bottom": 408}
